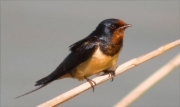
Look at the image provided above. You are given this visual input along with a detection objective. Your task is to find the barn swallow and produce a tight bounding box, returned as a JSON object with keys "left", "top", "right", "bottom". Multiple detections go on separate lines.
{"left": 16, "top": 18, "right": 131, "bottom": 98}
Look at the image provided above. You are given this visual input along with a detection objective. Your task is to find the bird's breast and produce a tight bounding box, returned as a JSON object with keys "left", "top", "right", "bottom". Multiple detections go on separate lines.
{"left": 72, "top": 47, "right": 120, "bottom": 80}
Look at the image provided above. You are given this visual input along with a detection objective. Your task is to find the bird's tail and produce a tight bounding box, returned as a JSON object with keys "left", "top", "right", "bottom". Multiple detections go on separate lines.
{"left": 15, "top": 84, "right": 48, "bottom": 99}
{"left": 35, "top": 76, "right": 49, "bottom": 86}
{"left": 35, "top": 73, "right": 56, "bottom": 86}
{"left": 16, "top": 69, "right": 63, "bottom": 98}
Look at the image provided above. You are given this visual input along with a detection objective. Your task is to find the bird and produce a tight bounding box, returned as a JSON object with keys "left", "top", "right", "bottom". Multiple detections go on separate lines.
{"left": 15, "top": 18, "right": 131, "bottom": 98}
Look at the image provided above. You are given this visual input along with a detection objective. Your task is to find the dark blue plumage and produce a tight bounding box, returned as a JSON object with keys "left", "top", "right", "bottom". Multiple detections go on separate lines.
{"left": 16, "top": 18, "right": 131, "bottom": 98}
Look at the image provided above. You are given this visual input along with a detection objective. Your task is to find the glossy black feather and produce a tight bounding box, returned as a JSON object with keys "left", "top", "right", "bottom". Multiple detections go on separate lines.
{"left": 16, "top": 18, "right": 131, "bottom": 98}
{"left": 35, "top": 36, "right": 99, "bottom": 86}
{"left": 35, "top": 19, "right": 122, "bottom": 86}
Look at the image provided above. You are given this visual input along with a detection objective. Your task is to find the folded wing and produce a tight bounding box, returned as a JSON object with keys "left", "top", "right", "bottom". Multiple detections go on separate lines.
{"left": 35, "top": 36, "right": 99, "bottom": 86}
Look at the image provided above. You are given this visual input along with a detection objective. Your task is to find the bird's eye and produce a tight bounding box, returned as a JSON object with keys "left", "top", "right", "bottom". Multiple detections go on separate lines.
{"left": 110, "top": 24, "right": 116, "bottom": 29}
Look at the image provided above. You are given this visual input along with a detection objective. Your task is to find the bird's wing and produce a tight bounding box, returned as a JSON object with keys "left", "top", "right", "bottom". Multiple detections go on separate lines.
{"left": 35, "top": 36, "right": 99, "bottom": 86}
{"left": 16, "top": 36, "right": 99, "bottom": 98}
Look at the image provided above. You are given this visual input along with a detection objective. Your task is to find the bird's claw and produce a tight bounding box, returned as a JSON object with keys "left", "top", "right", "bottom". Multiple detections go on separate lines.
{"left": 84, "top": 76, "right": 96, "bottom": 92}
{"left": 100, "top": 70, "right": 115, "bottom": 81}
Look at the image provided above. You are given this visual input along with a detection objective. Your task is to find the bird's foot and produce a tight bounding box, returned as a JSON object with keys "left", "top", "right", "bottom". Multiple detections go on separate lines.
{"left": 84, "top": 76, "right": 96, "bottom": 92}
{"left": 101, "top": 70, "right": 115, "bottom": 82}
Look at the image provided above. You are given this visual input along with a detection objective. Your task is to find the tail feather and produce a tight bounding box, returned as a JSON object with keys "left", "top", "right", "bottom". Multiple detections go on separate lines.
{"left": 15, "top": 75, "right": 52, "bottom": 99}
{"left": 35, "top": 69, "right": 64, "bottom": 86}
{"left": 35, "top": 76, "right": 49, "bottom": 86}
{"left": 15, "top": 84, "right": 47, "bottom": 99}
{"left": 16, "top": 68, "right": 64, "bottom": 98}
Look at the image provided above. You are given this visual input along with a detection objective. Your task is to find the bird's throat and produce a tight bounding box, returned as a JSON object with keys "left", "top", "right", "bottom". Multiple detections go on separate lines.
{"left": 100, "top": 38, "right": 123, "bottom": 56}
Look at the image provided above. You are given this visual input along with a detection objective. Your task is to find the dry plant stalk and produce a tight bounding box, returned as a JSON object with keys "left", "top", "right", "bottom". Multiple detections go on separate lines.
{"left": 37, "top": 39, "right": 180, "bottom": 107}
{"left": 114, "top": 53, "right": 180, "bottom": 107}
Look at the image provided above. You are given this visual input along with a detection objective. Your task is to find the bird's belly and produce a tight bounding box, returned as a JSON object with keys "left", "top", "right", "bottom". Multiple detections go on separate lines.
{"left": 72, "top": 47, "right": 119, "bottom": 80}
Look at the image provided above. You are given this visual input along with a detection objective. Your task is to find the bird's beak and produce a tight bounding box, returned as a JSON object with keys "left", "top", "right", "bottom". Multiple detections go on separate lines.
{"left": 120, "top": 24, "right": 131, "bottom": 29}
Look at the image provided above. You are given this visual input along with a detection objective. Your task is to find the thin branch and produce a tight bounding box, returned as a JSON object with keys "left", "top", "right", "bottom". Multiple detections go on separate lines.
{"left": 114, "top": 53, "right": 180, "bottom": 107}
{"left": 37, "top": 39, "right": 180, "bottom": 107}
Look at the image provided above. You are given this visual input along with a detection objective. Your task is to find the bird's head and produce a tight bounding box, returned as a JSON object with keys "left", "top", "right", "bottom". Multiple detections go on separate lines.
{"left": 95, "top": 19, "right": 131, "bottom": 39}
